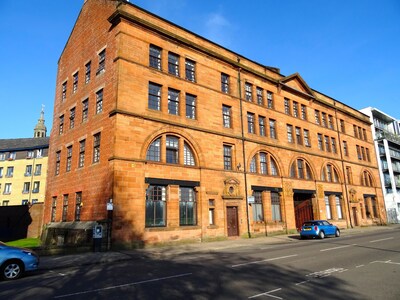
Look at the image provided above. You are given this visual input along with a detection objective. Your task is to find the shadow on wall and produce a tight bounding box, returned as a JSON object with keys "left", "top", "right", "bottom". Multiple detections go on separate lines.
{"left": 0, "top": 205, "right": 33, "bottom": 242}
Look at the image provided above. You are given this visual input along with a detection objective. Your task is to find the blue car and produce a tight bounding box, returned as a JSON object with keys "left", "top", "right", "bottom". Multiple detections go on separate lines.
{"left": 0, "top": 242, "right": 39, "bottom": 280}
{"left": 300, "top": 220, "right": 340, "bottom": 239}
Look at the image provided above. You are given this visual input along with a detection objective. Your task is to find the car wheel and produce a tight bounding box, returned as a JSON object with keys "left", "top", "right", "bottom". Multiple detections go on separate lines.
{"left": 319, "top": 231, "right": 325, "bottom": 239}
{"left": 1, "top": 260, "right": 23, "bottom": 280}
{"left": 335, "top": 229, "right": 340, "bottom": 237}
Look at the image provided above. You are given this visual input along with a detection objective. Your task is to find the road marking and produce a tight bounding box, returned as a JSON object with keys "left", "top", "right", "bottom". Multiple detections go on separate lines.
{"left": 248, "top": 288, "right": 282, "bottom": 299}
{"left": 356, "top": 265, "right": 364, "bottom": 268}
{"left": 295, "top": 280, "right": 310, "bottom": 286}
{"left": 320, "top": 244, "right": 356, "bottom": 252}
{"left": 371, "top": 260, "right": 400, "bottom": 265}
{"left": 53, "top": 272, "right": 192, "bottom": 298}
{"left": 307, "top": 268, "right": 347, "bottom": 278}
{"left": 369, "top": 237, "right": 393, "bottom": 243}
{"left": 231, "top": 254, "right": 298, "bottom": 268}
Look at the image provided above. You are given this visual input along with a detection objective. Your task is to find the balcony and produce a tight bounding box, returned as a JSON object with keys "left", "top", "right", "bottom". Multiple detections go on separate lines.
{"left": 376, "top": 131, "right": 400, "bottom": 145}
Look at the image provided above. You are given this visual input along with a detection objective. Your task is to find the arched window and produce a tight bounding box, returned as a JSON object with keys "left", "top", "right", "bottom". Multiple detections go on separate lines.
{"left": 321, "top": 164, "right": 340, "bottom": 183}
{"left": 290, "top": 158, "right": 313, "bottom": 180}
{"left": 184, "top": 142, "right": 195, "bottom": 166}
{"left": 362, "top": 171, "right": 373, "bottom": 187}
{"left": 146, "top": 138, "right": 161, "bottom": 161}
{"left": 249, "top": 151, "right": 279, "bottom": 176}
{"left": 146, "top": 134, "right": 197, "bottom": 166}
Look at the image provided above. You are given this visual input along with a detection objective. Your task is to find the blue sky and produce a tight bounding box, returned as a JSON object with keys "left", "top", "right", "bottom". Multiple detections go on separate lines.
{"left": 0, "top": 0, "right": 399, "bottom": 139}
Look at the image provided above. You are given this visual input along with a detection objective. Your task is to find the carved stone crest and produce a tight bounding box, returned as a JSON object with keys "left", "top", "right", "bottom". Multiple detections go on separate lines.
{"left": 222, "top": 177, "right": 243, "bottom": 200}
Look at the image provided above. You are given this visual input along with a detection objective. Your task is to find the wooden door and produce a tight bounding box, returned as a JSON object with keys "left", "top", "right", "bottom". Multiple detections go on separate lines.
{"left": 227, "top": 206, "right": 239, "bottom": 236}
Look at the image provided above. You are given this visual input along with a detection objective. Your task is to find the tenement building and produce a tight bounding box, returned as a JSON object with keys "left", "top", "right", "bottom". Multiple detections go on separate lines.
{"left": 361, "top": 107, "right": 400, "bottom": 223}
{"left": 43, "top": 0, "right": 386, "bottom": 248}
{"left": 0, "top": 108, "right": 49, "bottom": 206}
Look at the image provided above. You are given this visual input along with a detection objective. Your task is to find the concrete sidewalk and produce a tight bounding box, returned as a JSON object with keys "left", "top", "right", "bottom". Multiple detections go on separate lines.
{"left": 39, "top": 224, "right": 399, "bottom": 271}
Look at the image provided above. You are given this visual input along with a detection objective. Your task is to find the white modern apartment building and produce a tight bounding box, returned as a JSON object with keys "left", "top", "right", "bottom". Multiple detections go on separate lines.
{"left": 361, "top": 107, "right": 400, "bottom": 223}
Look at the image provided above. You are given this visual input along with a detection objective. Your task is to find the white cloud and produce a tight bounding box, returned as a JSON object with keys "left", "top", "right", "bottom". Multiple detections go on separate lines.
{"left": 204, "top": 12, "right": 232, "bottom": 47}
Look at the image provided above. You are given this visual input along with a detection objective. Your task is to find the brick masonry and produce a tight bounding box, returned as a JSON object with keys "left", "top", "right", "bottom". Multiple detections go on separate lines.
{"left": 43, "top": 0, "right": 386, "bottom": 248}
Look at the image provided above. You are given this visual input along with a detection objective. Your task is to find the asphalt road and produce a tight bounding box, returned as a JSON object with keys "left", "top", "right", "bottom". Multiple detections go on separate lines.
{"left": 1, "top": 227, "right": 400, "bottom": 300}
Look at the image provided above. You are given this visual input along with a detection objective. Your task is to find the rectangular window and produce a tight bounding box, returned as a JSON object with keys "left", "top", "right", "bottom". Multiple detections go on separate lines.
{"left": 317, "top": 133, "right": 323, "bottom": 150}
{"left": 51, "top": 197, "right": 57, "bottom": 222}
{"left": 168, "top": 52, "right": 179, "bottom": 76}
{"left": 73, "top": 71, "right": 78, "bottom": 93}
{"left": 304, "top": 129, "right": 310, "bottom": 147}
{"left": 223, "top": 145, "right": 232, "bottom": 170}
{"left": 284, "top": 98, "right": 290, "bottom": 115}
{"left": 247, "top": 113, "right": 255, "bottom": 134}
{"left": 0, "top": 167, "right": 3, "bottom": 178}
{"left": 32, "top": 181, "right": 40, "bottom": 193}
{"left": 222, "top": 105, "right": 231, "bottom": 128}
{"left": 252, "top": 191, "right": 264, "bottom": 221}
{"left": 3, "top": 183, "right": 12, "bottom": 195}
{"left": 27, "top": 150, "right": 34, "bottom": 159}
{"left": 166, "top": 136, "right": 179, "bottom": 164}
{"left": 363, "top": 129, "right": 367, "bottom": 141}
{"left": 293, "top": 101, "right": 299, "bottom": 118}
{"left": 356, "top": 145, "right": 362, "bottom": 160}
{"left": 366, "top": 148, "right": 371, "bottom": 162}
{"left": 62, "top": 194, "right": 68, "bottom": 222}
{"left": 145, "top": 185, "right": 166, "bottom": 227}
{"left": 69, "top": 107, "right": 75, "bottom": 129}
{"left": 79, "top": 139, "right": 85, "bottom": 168}
{"left": 245, "top": 83, "right": 253, "bottom": 101}
{"left": 97, "top": 49, "right": 106, "bottom": 75}
{"left": 267, "top": 91, "right": 274, "bottom": 109}
{"left": 315, "top": 110, "right": 321, "bottom": 125}
{"left": 148, "top": 82, "right": 161, "bottom": 111}
{"left": 295, "top": 127, "right": 302, "bottom": 145}
{"left": 343, "top": 141, "right": 348, "bottom": 156}
{"left": 256, "top": 87, "right": 263, "bottom": 105}
{"left": 271, "top": 192, "right": 281, "bottom": 221}
{"left": 96, "top": 89, "right": 103, "bottom": 114}
{"left": 66, "top": 146, "right": 72, "bottom": 172}
{"left": 93, "top": 133, "right": 101, "bottom": 163}
{"left": 75, "top": 192, "right": 82, "bottom": 221}
{"left": 82, "top": 99, "right": 89, "bottom": 122}
{"left": 8, "top": 152, "right": 16, "bottom": 160}
{"left": 85, "top": 61, "right": 91, "bottom": 84}
{"left": 25, "top": 165, "right": 32, "bottom": 176}
{"left": 336, "top": 196, "right": 343, "bottom": 219}
{"left": 62, "top": 81, "right": 67, "bottom": 102}
{"left": 0, "top": 153, "right": 4, "bottom": 161}
{"left": 325, "top": 196, "right": 332, "bottom": 220}
{"left": 168, "top": 88, "right": 180, "bottom": 115}
{"left": 328, "top": 115, "right": 334, "bottom": 129}
{"left": 34, "top": 164, "right": 42, "bottom": 175}
{"left": 287, "top": 124, "right": 293, "bottom": 143}
{"left": 259, "top": 116, "right": 266, "bottom": 136}
{"left": 321, "top": 112, "right": 327, "bottom": 127}
{"left": 185, "top": 94, "right": 196, "bottom": 119}
{"left": 23, "top": 182, "right": 30, "bottom": 194}
{"left": 353, "top": 125, "right": 358, "bottom": 138}
{"left": 6, "top": 166, "right": 14, "bottom": 177}
{"left": 324, "top": 136, "right": 331, "bottom": 152}
{"left": 59, "top": 115, "right": 64, "bottom": 135}
{"left": 185, "top": 59, "right": 196, "bottom": 82}
{"left": 331, "top": 138, "right": 337, "bottom": 153}
{"left": 269, "top": 119, "right": 276, "bottom": 139}
{"left": 340, "top": 119, "right": 345, "bottom": 133}
{"left": 149, "top": 45, "right": 162, "bottom": 70}
{"left": 179, "top": 187, "right": 197, "bottom": 226}
{"left": 346, "top": 167, "right": 353, "bottom": 184}
{"left": 209, "top": 200, "right": 215, "bottom": 225}
{"left": 221, "top": 73, "right": 229, "bottom": 93}
{"left": 301, "top": 104, "right": 307, "bottom": 120}
{"left": 55, "top": 151, "right": 61, "bottom": 175}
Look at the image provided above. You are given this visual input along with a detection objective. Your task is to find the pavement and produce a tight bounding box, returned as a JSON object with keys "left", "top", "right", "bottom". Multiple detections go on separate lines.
{"left": 39, "top": 224, "right": 400, "bottom": 271}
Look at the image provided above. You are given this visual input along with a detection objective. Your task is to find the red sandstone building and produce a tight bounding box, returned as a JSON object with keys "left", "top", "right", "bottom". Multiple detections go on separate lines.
{"left": 43, "top": 0, "right": 386, "bottom": 248}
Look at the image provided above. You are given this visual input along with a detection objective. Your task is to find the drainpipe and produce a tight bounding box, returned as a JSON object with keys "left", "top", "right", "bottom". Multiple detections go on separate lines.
{"left": 237, "top": 57, "right": 251, "bottom": 238}
{"left": 334, "top": 101, "right": 353, "bottom": 228}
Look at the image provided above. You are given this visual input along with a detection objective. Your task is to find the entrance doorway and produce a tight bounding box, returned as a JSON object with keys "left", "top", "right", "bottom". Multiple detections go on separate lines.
{"left": 227, "top": 206, "right": 239, "bottom": 236}
{"left": 352, "top": 207, "right": 359, "bottom": 226}
{"left": 294, "top": 193, "right": 314, "bottom": 229}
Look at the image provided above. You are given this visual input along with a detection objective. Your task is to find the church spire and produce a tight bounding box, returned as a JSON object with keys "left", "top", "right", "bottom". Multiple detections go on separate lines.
{"left": 34, "top": 105, "right": 47, "bottom": 138}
